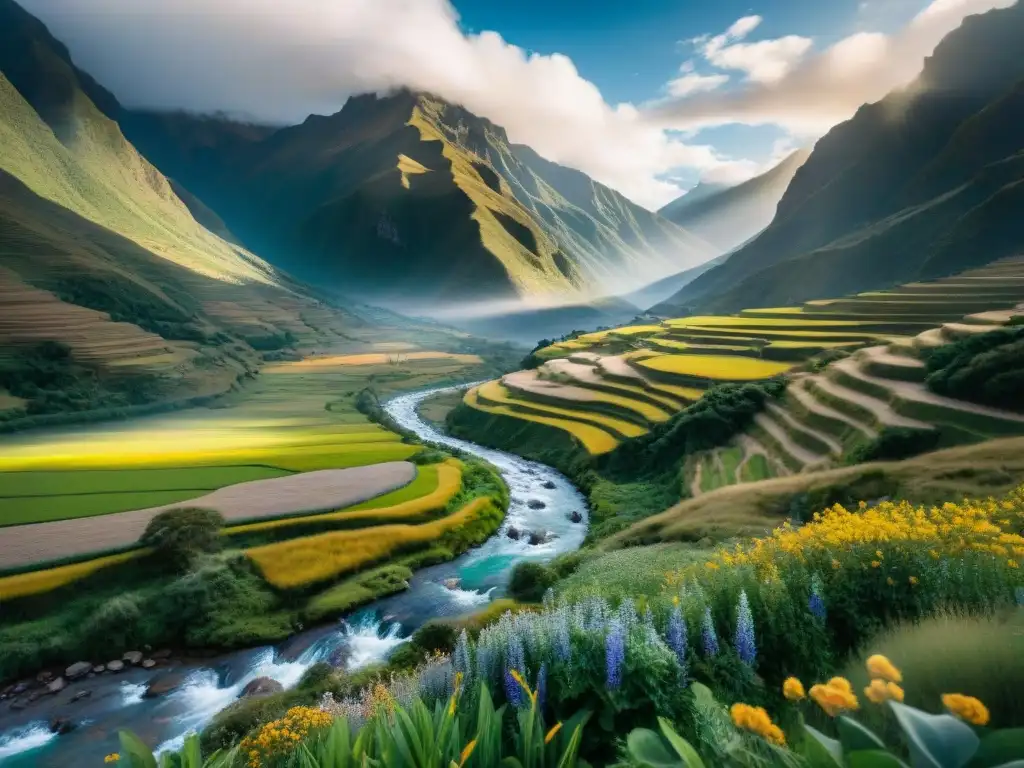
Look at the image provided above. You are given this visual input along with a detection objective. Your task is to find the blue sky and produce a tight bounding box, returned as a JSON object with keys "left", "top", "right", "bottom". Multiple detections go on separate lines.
{"left": 26, "top": 0, "right": 1003, "bottom": 208}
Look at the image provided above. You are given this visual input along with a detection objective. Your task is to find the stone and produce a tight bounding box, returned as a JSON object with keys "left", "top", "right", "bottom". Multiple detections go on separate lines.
{"left": 541, "top": 480, "right": 556, "bottom": 490}
{"left": 12, "top": 682, "right": 31, "bottom": 695}
{"left": 106, "top": 660, "right": 125, "bottom": 673}
{"left": 92, "top": 665, "right": 106, "bottom": 674}
{"left": 70, "top": 690, "right": 92, "bottom": 703}
{"left": 9, "top": 699, "right": 26, "bottom": 711}
{"left": 144, "top": 671, "right": 187, "bottom": 699}
{"left": 123, "top": 651, "right": 144, "bottom": 665}
{"left": 49, "top": 717, "right": 77, "bottom": 735}
{"left": 46, "top": 677, "right": 67, "bottom": 694}
{"left": 527, "top": 530, "right": 555, "bottom": 546}
{"left": 527, "top": 499, "right": 546, "bottom": 510}
{"left": 142, "top": 659, "right": 156, "bottom": 669}
{"left": 65, "top": 662, "right": 92, "bottom": 680}
{"left": 36, "top": 671, "right": 53, "bottom": 683}
{"left": 568, "top": 510, "right": 583, "bottom": 524}
{"left": 240, "top": 677, "right": 284, "bottom": 698}
{"left": 506, "top": 526, "right": 521, "bottom": 541}
{"left": 443, "top": 578, "right": 461, "bottom": 591}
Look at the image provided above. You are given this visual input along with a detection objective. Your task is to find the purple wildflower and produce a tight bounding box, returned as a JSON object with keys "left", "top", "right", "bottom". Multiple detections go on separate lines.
{"left": 701, "top": 607, "right": 719, "bottom": 658}
{"left": 504, "top": 669, "right": 523, "bottom": 708}
{"left": 667, "top": 606, "right": 689, "bottom": 675}
{"left": 554, "top": 610, "right": 572, "bottom": 662}
{"left": 605, "top": 620, "right": 625, "bottom": 690}
{"left": 734, "top": 590, "right": 756, "bottom": 667}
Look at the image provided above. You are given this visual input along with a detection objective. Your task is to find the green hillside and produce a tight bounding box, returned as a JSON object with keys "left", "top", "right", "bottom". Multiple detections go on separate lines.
{"left": 657, "top": 1, "right": 1024, "bottom": 317}
{"left": 122, "top": 92, "right": 716, "bottom": 306}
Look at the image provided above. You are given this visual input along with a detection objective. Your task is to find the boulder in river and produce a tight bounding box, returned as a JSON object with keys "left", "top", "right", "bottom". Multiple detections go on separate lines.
{"left": 568, "top": 510, "right": 583, "bottom": 523}
{"left": 123, "top": 651, "right": 144, "bottom": 665}
{"left": 527, "top": 530, "right": 555, "bottom": 546}
{"left": 36, "top": 671, "right": 53, "bottom": 683}
{"left": 443, "top": 578, "right": 461, "bottom": 591}
{"left": 527, "top": 499, "right": 546, "bottom": 510}
{"left": 70, "top": 690, "right": 92, "bottom": 703}
{"left": 49, "top": 717, "right": 77, "bottom": 735}
{"left": 65, "top": 662, "right": 92, "bottom": 680}
{"left": 92, "top": 665, "right": 105, "bottom": 674}
{"left": 144, "top": 671, "right": 187, "bottom": 699}
{"left": 506, "top": 526, "right": 521, "bottom": 541}
{"left": 541, "top": 480, "right": 556, "bottom": 490}
{"left": 240, "top": 677, "right": 284, "bottom": 698}
{"left": 46, "top": 677, "right": 66, "bottom": 694}
{"left": 142, "top": 659, "right": 156, "bottom": 669}
{"left": 106, "top": 660, "right": 125, "bottom": 673}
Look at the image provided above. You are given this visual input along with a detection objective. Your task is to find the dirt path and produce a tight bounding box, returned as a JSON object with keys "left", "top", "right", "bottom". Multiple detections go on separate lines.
{"left": 0, "top": 462, "right": 416, "bottom": 569}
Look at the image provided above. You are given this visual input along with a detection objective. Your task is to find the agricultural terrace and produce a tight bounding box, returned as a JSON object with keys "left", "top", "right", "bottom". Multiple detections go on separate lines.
{"left": 467, "top": 256, "right": 1024, "bottom": 479}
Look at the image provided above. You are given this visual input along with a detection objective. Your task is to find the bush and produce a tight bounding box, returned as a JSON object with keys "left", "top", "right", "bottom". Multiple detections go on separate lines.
{"left": 925, "top": 325, "right": 1024, "bottom": 411}
{"left": 140, "top": 507, "right": 226, "bottom": 571}
{"left": 411, "top": 621, "right": 459, "bottom": 653}
{"left": 844, "top": 426, "right": 941, "bottom": 464}
{"left": 509, "top": 562, "right": 557, "bottom": 603}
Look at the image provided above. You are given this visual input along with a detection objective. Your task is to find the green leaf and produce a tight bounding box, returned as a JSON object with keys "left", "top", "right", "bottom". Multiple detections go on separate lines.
{"left": 968, "top": 730, "right": 1024, "bottom": 768}
{"left": 657, "top": 717, "right": 706, "bottom": 768}
{"left": 800, "top": 725, "right": 844, "bottom": 768}
{"left": 627, "top": 728, "right": 684, "bottom": 768}
{"left": 838, "top": 717, "right": 888, "bottom": 753}
{"left": 556, "top": 723, "right": 585, "bottom": 768}
{"left": 117, "top": 731, "right": 159, "bottom": 768}
{"left": 890, "top": 702, "right": 981, "bottom": 768}
{"left": 847, "top": 750, "right": 911, "bottom": 768}
{"left": 499, "top": 758, "right": 525, "bottom": 768}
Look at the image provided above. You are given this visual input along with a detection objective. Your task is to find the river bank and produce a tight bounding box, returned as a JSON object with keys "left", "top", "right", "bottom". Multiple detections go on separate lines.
{"left": 0, "top": 385, "right": 589, "bottom": 766}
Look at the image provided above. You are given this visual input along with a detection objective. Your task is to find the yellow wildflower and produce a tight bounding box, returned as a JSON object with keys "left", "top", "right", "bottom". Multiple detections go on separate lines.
{"left": 942, "top": 694, "right": 990, "bottom": 726}
{"left": 1009, "top": 559, "right": 1019, "bottom": 569}
{"left": 730, "top": 703, "right": 786, "bottom": 746}
{"left": 886, "top": 577, "right": 895, "bottom": 586}
{"left": 909, "top": 576, "right": 919, "bottom": 585}
{"left": 104, "top": 756, "right": 120, "bottom": 765}
{"left": 783, "top": 677, "right": 805, "bottom": 701}
{"left": 810, "top": 682, "right": 859, "bottom": 717}
{"left": 866, "top": 655, "right": 902, "bottom": 683}
{"left": 864, "top": 679, "right": 904, "bottom": 704}
{"left": 545, "top": 722, "right": 563, "bottom": 744}
{"left": 871, "top": 560, "right": 882, "bottom": 569}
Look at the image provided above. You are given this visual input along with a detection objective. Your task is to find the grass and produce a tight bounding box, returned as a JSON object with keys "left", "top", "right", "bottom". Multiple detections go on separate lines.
{"left": 247, "top": 496, "right": 500, "bottom": 589}
{"left": 719, "top": 445, "right": 743, "bottom": 484}
{"left": 304, "top": 564, "right": 414, "bottom": 622}
{"left": 555, "top": 543, "right": 705, "bottom": 601}
{"left": 464, "top": 386, "right": 620, "bottom": 455}
{"left": 738, "top": 453, "right": 772, "bottom": 483}
{"left": 635, "top": 353, "right": 793, "bottom": 382}
{"left": 0, "top": 550, "right": 146, "bottom": 600}
{"left": 0, "top": 490, "right": 210, "bottom": 527}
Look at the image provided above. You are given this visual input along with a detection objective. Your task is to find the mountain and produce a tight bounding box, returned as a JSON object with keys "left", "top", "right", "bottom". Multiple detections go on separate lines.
{"left": 0, "top": 0, "right": 378, "bottom": 421}
{"left": 657, "top": 150, "right": 810, "bottom": 253}
{"left": 659, "top": 1, "right": 1024, "bottom": 316}
{"left": 121, "top": 92, "right": 717, "bottom": 310}
{"left": 619, "top": 251, "right": 732, "bottom": 311}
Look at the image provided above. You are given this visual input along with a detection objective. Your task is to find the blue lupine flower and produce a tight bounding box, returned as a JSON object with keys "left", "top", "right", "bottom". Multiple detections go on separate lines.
{"left": 809, "top": 574, "right": 827, "bottom": 621}
{"left": 536, "top": 663, "right": 547, "bottom": 712}
{"left": 701, "top": 607, "right": 719, "bottom": 657}
{"left": 734, "top": 590, "right": 756, "bottom": 666}
{"left": 618, "top": 599, "right": 638, "bottom": 629}
{"left": 554, "top": 610, "right": 572, "bottom": 662}
{"left": 605, "top": 620, "right": 625, "bottom": 689}
{"left": 666, "top": 605, "right": 689, "bottom": 675}
{"left": 504, "top": 669, "right": 524, "bottom": 708}
{"left": 454, "top": 629, "right": 472, "bottom": 687}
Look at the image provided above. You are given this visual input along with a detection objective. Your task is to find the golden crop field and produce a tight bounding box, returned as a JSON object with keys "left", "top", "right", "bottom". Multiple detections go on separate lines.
{"left": 576, "top": 325, "right": 665, "bottom": 342}
{"left": 503, "top": 371, "right": 673, "bottom": 423}
{"left": 0, "top": 550, "right": 146, "bottom": 601}
{"left": 664, "top": 316, "right": 867, "bottom": 328}
{"left": 247, "top": 496, "right": 498, "bottom": 589}
{"left": 464, "top": 386, "right": 621, "bottom": 455}
{"left": 477, "top": 380, "right": 649, "bottom": 438}
{"left": 225, "top": 461, "right": 463, "bottom": 535}
{"left": 635, "top": 354, "right": 793, "bottom": 381}
{"left": 266, "top": 351, "right": 483, "bottom": 369}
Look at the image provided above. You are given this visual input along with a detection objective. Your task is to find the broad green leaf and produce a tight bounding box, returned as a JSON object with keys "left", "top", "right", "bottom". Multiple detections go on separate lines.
{"left": 838, "top": 717, "right": 888, "bottom": 753}
{"left": 557, "top": 723, "right": 585, "bottom": 768}
{"left": 627, "top": 728, "right": 684, "bottom": 768}
{"left": 118, "top": 730, "right": 159, "bottom": 768}
{"left": 968, "top": 730, "right": 1024, "bottom": 768}
{"left": 658, "top": 717, "right": 706, "bottom": 768}
{"left": 848, "top": 750, "right": 911, "bottom": 768}
{"left": 801, "top": 725, "right": 844, "bottom": 768}
{"left": 890, "top": 702, "right": 980, "bottom": 768}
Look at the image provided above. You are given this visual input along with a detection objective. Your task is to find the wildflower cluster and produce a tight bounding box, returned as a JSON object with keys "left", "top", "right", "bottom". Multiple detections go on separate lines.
{"left": 729, "top": 703, "right": 785, "bottom": 746}
{"left": 239, "top": 706, "right": 332, "bottom": 768}
{"left": 942, "top": 693, "right": 991, "bottom": 726}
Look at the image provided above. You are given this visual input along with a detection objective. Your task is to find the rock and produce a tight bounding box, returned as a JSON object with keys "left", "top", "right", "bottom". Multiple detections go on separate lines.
{"left": 568, "top": 510, "right": 583, "bottom": 524}
{"left": 506, "top": 526, "right": 521, "bottom": 541}
{"left": 46, "top": 677, "right": 67, "bottom": 694}
{"left": 144, "top": 671, "right": 187, "bottom": 699}
{"left": 123, "top": 651, "right": 144, "bottom": 665}
{"left": 49, "top": 717, "right": 77, "bottom": 735}
{"left": 142, "top": 659, "right": 156, "bottom": 669}
{"left": 541, "top": 480, "right": 556, "bottom": 490}
{"left": 12, "top": 682, "right": 31, "bottom": 695}
{"left": 92, "top": 665, "right": 106, "bottom": 674}
{"left": 65, "top": 662, "right": 92, "bottom": 680}
{"left": 527, "top": 499, "right": 546, "bottom": 510}
{"left": 27, "top": 690, "right": 44, "bottom": 703}
{"left": 527, "top": 530, "right": 554, "bottom": 546}
{"left": 36, "top": 671, "right": 53, "bottom": 683}
{"left": 152, "top": 649, "right": 172, "bottom": 660}
{"left": 240, "top": 677, "right": 284, "bottom": 698}
{"left": 106, "top": 660, "right": 125, "bottom": 673}
{"left": 143, "top": 644, "right": 153, "bottom": 652}
{"left": 9, "top": 699, "right": 26, "bottom": 711}
{"left": 443, "top": 578, "right": 461, "bottom": 591}
{"left": 70, "top": 690, "right": 92, "bottom": 703}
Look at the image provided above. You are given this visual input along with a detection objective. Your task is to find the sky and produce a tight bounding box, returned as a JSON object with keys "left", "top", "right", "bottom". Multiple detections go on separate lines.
{"left": 21, "top": 0, "right": 1015, "bottom": 209}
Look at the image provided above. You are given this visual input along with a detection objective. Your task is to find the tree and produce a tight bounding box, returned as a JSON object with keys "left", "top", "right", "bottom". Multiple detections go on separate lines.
{"left": 140, "top": 507, "right": 226, "bottom": 570}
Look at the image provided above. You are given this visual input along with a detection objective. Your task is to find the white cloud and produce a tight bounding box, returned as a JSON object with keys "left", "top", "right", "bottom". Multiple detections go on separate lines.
{"left": 667, "top": 72, "right": 730, "bottom": 97}
{"left": 705, "top": 35, "right": 814, "bottom": 83}
{"left": 20, "top": 0, "right": 747, "bottom": 210}
{"left": 646, "top": 0, "right": 1016, "bottom": 133}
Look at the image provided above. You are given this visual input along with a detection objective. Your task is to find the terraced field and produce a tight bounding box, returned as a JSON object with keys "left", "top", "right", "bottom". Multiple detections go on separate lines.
{"left": 464, "top": 256, "right": 1024, "bottom": 466}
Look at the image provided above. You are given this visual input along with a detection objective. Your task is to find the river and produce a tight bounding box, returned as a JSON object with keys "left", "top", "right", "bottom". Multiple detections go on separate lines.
{"left": 0, "top": 385, "right": 588, "bottom": 766}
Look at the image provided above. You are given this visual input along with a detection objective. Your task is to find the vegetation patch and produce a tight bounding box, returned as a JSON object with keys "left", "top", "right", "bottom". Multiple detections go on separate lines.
{"left": 925, "top": 325, "right": 1024, "bottom": 411}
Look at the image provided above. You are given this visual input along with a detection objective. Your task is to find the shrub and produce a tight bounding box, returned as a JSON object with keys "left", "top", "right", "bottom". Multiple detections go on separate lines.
{"left": 140, "top": 507, "right": 226, "bottom": 570}
{"left": 509, "top": 561, "right": 557, "bottom": 602}
{"left": 411, "top": 621, "right": 459, "bottom": 653}
{"left": 925, "top": 325, "right": 1024, "bottom": 411}
{"left": 844, "top": 426, "right": 941, "bottom": 464}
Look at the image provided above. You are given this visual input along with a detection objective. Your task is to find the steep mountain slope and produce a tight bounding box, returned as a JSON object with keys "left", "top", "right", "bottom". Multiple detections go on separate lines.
{"left": 657, "top": 150, "right": 810, "bottom": 253}
{"left": 657, "top": 180, "right": 730, "bottom": 222}
{"left": 122, "top": 92, "right": 716, "bottom": 308}
{"left": 0, "top": 0, "right": 372, "bottom": 422}
{"left": 660, "top": 1, "right": 1024, "bottom": 316}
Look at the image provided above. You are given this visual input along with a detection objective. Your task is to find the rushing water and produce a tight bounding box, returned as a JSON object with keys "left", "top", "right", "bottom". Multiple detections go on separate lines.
{"left": 0, "top": 384, "right": 588, "bottom": 766}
